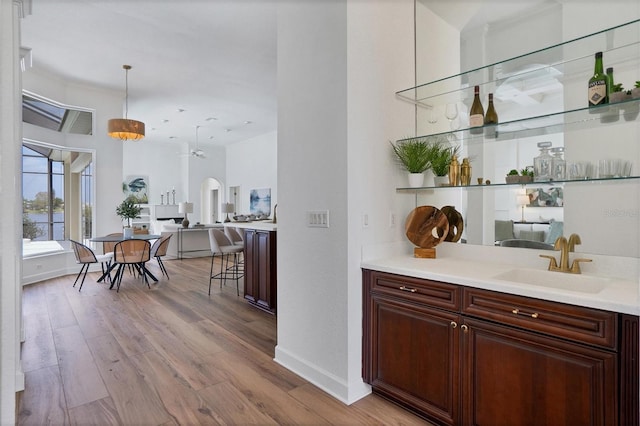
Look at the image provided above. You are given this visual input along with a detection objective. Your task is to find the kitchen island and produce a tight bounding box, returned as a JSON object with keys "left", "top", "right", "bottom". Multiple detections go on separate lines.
{"left": 227, "top": 222, "right": 277, "bottom": 314}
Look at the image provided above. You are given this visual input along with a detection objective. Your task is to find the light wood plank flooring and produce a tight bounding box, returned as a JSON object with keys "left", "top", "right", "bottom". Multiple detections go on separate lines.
{"left": 18, "top": 256, "right": 429, "bottom": 425}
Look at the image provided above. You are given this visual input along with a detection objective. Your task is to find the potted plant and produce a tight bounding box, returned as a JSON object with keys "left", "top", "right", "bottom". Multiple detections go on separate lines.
{"left": 390, "top": 137, "right": 431, "bottom": 187}
{"left": 520, "top": 167, "right": 534, "bottom": 183}
{"left": 116, "top": 196, "right": 142, "bottom": 239}
{"left": 429, "top": 143, "right": 460, "bottom": 186}
{"left": 505, "top": 169, "right": 520, "bottom": 184}
{"left": 609, "top": 83, "right": 630, "bottom": 103}
{"left": 632, "top": 81, "right": 640, "bottom": 100}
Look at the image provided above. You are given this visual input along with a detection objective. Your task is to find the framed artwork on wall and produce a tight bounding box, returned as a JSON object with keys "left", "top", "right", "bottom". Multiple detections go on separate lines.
{"left": 123, "top": 175, "right": 149, "bottom": 204}
{"left": 250, "top": 188, "right": 271, "bottom": 216}
{"left": 526, "top": 186, "right": 563, "bottom": 207}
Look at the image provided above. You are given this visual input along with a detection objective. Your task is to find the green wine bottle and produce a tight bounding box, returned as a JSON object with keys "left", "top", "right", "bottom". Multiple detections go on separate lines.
{"left": 588, "top": 51, "right": 607, "bottom": 108}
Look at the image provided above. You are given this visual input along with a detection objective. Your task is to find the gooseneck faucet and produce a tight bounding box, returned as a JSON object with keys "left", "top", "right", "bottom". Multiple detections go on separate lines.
{"left": 540, "top": 234, "right": 591, "bottom": 274}
{"left": 272, "top": 204, "right": 277, "bottom": 224}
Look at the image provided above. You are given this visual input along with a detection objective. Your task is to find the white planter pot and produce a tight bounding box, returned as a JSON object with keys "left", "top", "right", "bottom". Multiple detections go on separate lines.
{"left": 433, "top": 175, "right": 449, "bottom": 187}
{"left": 123, "top": 227, "right": 134, "bottom": 239}
{"left": 408, "top": 173, "right": 425, "bottom": 188}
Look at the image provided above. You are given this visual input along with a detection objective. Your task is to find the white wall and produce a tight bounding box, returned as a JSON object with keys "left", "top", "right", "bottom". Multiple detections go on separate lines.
{"left": 226, "top": 131, "right": 277, "bottom": 215}
{"left": 275, "top": 0, "right": 415, "bottom": 403}
{"left": 1, "top": 2, "right": 25, "bottom": 423}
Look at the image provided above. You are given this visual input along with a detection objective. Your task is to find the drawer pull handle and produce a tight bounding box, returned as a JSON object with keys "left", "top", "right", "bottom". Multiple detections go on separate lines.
{"left": 399, "top": 286, "right": 417, "bottom": 293}
{"left": 450, "top": 321, "right": 457, "bottom": 329}
{"left": 460, "top": 324, "right": 469, "bottom": 332}
{"left": 512, "top": 308, "right": 539, "bottom": 319}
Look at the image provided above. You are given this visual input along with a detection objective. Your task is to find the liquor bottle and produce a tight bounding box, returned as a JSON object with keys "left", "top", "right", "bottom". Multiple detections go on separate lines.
{"left": 484, "top": 93, "right": 498, "bottom": 137}
{"left": 469, "top": 85, "right": 484, "bottom": 134}
{"left": 588, "top": 51, "right": 607, "bottom": 108}
{"left": 601, "top": 67, "right": 619, "bottom": 123}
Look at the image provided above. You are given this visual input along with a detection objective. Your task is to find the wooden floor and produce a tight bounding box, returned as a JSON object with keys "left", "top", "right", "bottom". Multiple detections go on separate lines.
{"left": 18, "top": 256, "right": 429, "bottom": 425}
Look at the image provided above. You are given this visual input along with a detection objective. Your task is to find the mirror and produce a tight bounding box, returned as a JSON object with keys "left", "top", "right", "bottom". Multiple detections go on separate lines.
{"left": 413, "top": 2, "right": 640, "bottom": 258}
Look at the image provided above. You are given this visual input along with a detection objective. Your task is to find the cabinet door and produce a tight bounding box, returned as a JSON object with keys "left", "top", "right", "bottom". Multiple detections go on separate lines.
{"left": 462, "top": 317, "right": 617, "bottom": 426}
{"left": 255, "top": 231, "right": 276, "bottom": 312}
{"left": 368, "top": 293, "right": 460, "bottom": 426}
{"left": 243, "top": 229, "right": 256, "bottom": 302}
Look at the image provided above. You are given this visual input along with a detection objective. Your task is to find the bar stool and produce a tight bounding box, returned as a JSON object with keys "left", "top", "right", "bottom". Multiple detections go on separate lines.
{"left": 208, "top": 228, "right": 244, "bottom": 296}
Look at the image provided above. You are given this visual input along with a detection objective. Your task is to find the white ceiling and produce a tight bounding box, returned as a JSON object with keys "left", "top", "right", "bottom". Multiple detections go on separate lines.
{"left": 20, "top": 0, "right": 277, "bottom": 147}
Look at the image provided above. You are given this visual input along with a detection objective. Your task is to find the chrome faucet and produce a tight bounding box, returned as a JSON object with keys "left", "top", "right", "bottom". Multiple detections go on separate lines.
{"left": 540, "top": 234, "right": 592, "bottom": 274}
{"left": 272, "top": 204, "right": 277, "bottom": 224}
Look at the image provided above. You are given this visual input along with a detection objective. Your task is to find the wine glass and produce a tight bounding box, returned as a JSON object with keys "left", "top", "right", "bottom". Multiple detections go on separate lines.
{"left": 445, "top": 103, "right": 459, "bottom": 130}
{"left": 427, "top": 107, "right": 438, "bottom": 126}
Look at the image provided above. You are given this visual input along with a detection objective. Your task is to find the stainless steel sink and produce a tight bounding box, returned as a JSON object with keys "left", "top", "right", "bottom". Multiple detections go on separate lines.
{"left": 492, "top": 268, "right": 608, "bottom": 294}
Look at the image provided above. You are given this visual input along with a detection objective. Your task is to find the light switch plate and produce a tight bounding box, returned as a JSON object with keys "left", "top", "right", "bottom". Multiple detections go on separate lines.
{"left": 307, "top": 210, "right": 329, "bottom": 228}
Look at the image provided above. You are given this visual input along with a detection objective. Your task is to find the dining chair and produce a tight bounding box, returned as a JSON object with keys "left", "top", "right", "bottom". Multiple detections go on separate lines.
{"left": 112, "top": 239, "right": 152, "bottom": 292}
{"left": 69, "top": 239, "right": 113, "bottom": 291}
{"left": 150, "top": 234, "right": 172, "bottom": 279}
{"left": 208, "top": 228, "right": 244, "bottom": 296}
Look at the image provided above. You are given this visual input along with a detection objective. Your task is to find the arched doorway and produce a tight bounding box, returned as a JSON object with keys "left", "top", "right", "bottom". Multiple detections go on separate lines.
{"left": 201, "top": 177, "right": 223, "bottom": 224}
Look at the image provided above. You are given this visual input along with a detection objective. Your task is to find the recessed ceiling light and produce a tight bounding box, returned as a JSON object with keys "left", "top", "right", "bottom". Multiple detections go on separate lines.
{"left": 208, "top": 136, "right": 214, "bottom": 139}
{"left": 244, "top": 120, "right": 252, "bottom": 124}
{"left": 169, "top": 136, "right": 177, "bottom": 139}
{"left": 162, "top": 119, "right": 169, "bottom": 123}
{"left": 225, "top": 128, "right": 231, "bottom": 132}
{"left": 206, "top": 117, "right": 218, "bottom": 121}
{"left": 177, "top": 109, "right": 185, "bottom": 113}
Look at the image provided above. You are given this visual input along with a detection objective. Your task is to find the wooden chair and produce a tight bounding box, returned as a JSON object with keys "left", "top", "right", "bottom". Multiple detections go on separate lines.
{"left": 150, "top": 234, "right": 172, "bottom": 279}
{"left": 69, "top": 240, "right": 113, "bottom": 291}
{"left": 208, "top": 229, "right": 243, "bottom": 296}
{"left": 112, "top": 239, "right": 151, "bottom": 292}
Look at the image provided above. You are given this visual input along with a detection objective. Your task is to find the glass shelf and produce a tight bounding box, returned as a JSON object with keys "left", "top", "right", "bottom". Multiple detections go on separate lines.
{"left": 396, "top": 175, "right": 640, "bottom": 192}
{"left": 396, "top": 19, "right": 640, "bottom": 108}
{"left": 396, "top": 97, "right": 640, "bottom": 145}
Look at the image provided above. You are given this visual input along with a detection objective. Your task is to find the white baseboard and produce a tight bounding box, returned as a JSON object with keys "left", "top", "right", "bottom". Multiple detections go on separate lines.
{"left": 274, "top": 345, "right": 371, "bottom": 405}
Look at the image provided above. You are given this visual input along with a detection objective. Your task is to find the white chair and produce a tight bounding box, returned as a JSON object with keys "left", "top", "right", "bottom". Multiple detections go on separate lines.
{"left": 224, "top": 227, "right": 244, "bottom": 247}
{"left": 70, "top": 240, "right": 113, "bottom": 291}
{"left": 150, "top": 234, "right": 172, "bottom": 278}
{"left": 208, "top": 228, "right": 244, "bottom": 296}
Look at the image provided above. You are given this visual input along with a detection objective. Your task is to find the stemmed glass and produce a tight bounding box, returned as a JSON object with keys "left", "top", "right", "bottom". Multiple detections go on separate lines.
{"left": 427, "top": 107, "right": 438, "bottom": 126}
{"left": 445, "top": 103, "right": 459, "bottom": 130}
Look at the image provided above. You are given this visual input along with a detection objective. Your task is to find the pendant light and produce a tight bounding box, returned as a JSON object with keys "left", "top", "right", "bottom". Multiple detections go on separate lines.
{"left": 108, "top": 65, "right": 145, "bottom": 141}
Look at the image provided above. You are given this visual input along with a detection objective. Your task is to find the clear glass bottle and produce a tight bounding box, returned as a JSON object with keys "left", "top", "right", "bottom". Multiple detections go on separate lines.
{"left": 550, "top": 147, "right": 565, "bottom": 181}
{"left": 534, "top": 142, "right": 553, "bottom": 182}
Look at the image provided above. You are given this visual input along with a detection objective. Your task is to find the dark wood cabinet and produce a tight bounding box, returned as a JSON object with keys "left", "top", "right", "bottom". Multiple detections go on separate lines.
{"left": 243, "top": 229, "right": 277, "bottom": 314}
{"left": 362, "top": 269, "right": 638, "bottom": 426}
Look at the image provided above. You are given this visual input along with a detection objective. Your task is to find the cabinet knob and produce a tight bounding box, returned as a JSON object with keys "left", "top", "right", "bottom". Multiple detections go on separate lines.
{"left": 450, "top": 321, "right": 457, "bottom": 329}
{"left": 399, "top": 285, "right": 417, "bottom": 293}
{"left": 460, "top": 324, "right": 469, "bottom": 332}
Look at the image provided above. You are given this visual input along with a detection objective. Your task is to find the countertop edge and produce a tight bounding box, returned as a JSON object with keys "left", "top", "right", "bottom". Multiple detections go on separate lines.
{"left": 362, "top": 256, "right": 640, "bottom": 316}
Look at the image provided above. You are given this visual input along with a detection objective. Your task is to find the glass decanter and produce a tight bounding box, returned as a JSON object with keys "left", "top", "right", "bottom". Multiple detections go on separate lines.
{"left": 533, "top": 142, "right": 553, "bottom": 182}
{"left": 550, "top": 146, "right": 565, "bottom": 181}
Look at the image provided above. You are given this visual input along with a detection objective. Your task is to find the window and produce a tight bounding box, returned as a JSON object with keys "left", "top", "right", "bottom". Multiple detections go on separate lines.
{"left": 22, "top": 144, "right": 64, "bottom": 241}
{"left": 22, "top": 142, "right": 94, "bottom": 244}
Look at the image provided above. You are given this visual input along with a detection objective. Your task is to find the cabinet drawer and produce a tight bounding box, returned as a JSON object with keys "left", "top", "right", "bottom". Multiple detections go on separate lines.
{"left": 463, "top": 288, "right": 617, "bottom": 349}
{"left": 368, "top": 270, "right": 460, "bottom": 312}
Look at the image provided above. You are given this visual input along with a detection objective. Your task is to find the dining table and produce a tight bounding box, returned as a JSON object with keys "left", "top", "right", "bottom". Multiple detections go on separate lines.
{"left": 90, "top": 233, "right": 161, "bottom": 288}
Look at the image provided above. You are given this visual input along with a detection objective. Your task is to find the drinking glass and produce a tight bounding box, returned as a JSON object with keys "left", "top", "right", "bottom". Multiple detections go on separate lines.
{"left": 445, "top": 103, "right": 459, "bottom": 130}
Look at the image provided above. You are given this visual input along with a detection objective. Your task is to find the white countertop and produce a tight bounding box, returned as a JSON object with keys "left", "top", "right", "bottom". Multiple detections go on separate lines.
{"left": 225, "top": 221, "right": 277, "bottom": 232}
{"left": 361, "top": 247, "right": 640, "bottom": 316}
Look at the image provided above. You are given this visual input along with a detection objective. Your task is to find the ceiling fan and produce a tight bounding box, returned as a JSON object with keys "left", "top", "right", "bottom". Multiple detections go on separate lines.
{"left": 190, "top": 126, "right": 206, "bottom": 159}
